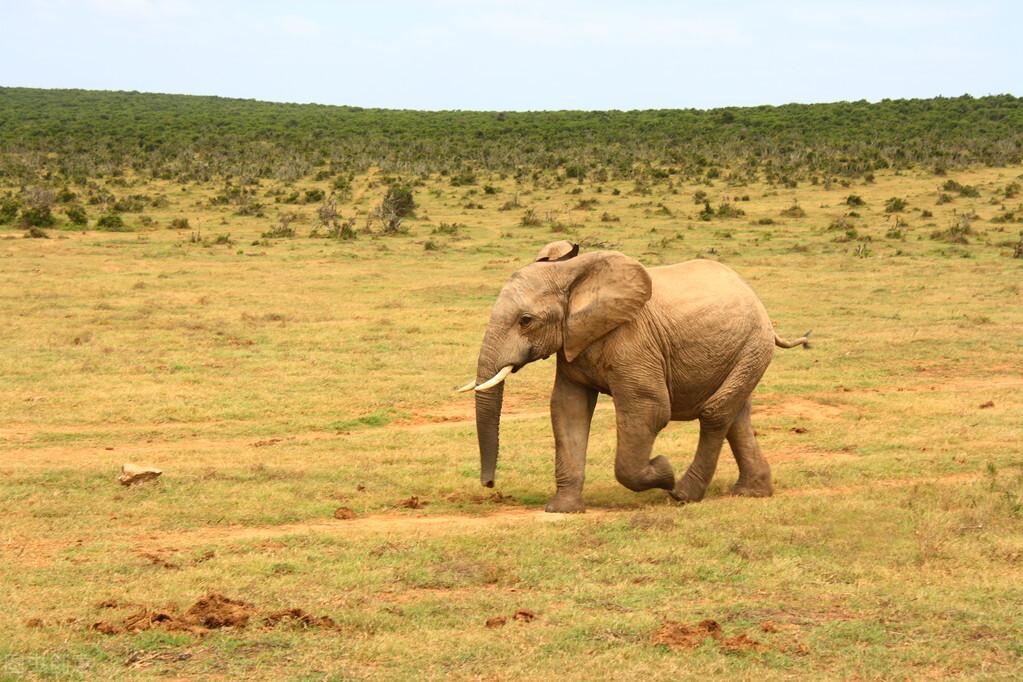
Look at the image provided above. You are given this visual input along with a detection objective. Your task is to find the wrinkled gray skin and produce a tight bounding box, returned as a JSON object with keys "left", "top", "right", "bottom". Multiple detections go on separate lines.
{"left": 472, "top": 241, "right": 809, "bottom": 513}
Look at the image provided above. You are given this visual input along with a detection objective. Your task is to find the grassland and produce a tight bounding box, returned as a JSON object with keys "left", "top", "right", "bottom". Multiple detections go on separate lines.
{"left": 1, "top": 153, "right": 1022, "bottom": 679}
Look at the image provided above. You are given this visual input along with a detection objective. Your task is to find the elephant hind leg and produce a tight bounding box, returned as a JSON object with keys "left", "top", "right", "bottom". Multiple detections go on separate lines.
{"left": 670, "top": 419, "right": 728, "bottom": 503}
{"left": 726, "top": 399, "right": 773, "bottom": 497}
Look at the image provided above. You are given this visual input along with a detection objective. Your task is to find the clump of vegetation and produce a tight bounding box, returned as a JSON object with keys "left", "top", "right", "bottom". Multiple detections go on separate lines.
{"left": 692, "top": 190, "right": 708, "bottom": 204}
{"left": 65, "top": 205, "right": 88, "bottom": 226}
{"left": 431, "top": 222, "right": 464, "bottom": 236}
{"left": 0, "top": 195, "right": 20, "bottom": 224}
{"left": 885, "top": 197, "right": 908, "bottom": 213}
{"left": 20, "top": 205, "right": 56, "bottom": 227}
{"left": 170, "top": 217, "right": 191, "bottom": 229}
{"left": 450, "top": 171, "right": 476, "bottom": 187}
{"left": 756, "top": 217, "right": 775, "bottom": 225}
{"left": 600, "top": 212, "right": 620, "bottom": 222}
{"left": 23, "top": 226, "right": 50, "bottom": 238}
{"left": 520, "top": 209, "right": 542, "bottom": 227}
{"left": 96, "top": 214, "right": 128, "bottom": 231}
{"left": 780, "top": 201, "right": 806, "bottom": 218}
{"left": 716, "top": 202, "right": 745, "bottom": 218}
{"left": 263, "top": 214, "right": 297, "bottom": 239}
{"left": 845, "top": 195, "right": 865, "bottom": 206}
{"left": 943, "top": 179, "right": 980, "bottom": 197}
{"left": 931, "top": 214, "right": 975, "bottom": 244}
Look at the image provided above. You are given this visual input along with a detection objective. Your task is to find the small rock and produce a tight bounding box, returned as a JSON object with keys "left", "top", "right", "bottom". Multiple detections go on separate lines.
{"left": 118, "top": 463, "right": 162, "bottom": 486}
{"left": 979, "top": 401, "right": 994, "bottom": 409}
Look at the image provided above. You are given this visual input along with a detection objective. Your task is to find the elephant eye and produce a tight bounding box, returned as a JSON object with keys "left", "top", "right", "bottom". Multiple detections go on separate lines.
{"left": 519, "top": 314, "right": 534, "bottom": 328}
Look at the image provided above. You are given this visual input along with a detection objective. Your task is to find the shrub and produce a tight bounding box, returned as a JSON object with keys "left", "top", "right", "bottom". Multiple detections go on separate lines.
{"left": 0, "top": 196, "right": 20, "bottom": 224}
{"left": 884, "top": 197, "right": 907, "bottom": 213}
{"left": 698, "top": 201, "right": 714, "bottom": 221}
{"left": 757, "top": 218, "right": 775, "bottom": 225}
{"left": 936, "top": 193, "right": 954, "bottom": 205}
{"left": 96, "top": 214, "right": 128, "bottom": 231}
{"left": 65, "top": 205, "right": 88, "bottom": 226}
{"left": 520, "top": 209, "right": 542, "bottom": 227}
{"left": 483, "top": 184, "right": 500, "bottom": 195}
{"left": 780, "top": 202, "right": 806, "bottom": 218}
{"left": 262, "top": 214, "right": 296, "bottom": 238}
{"left": 24, "top": 226, "right": 50, "bottom": 238}
{"left": 564, "top": 164, "right": 586, "bottom": 180}
{"left": 600, "top": 212, "right": 620, "bottom": 223}
{"left": 382, "top": 185, "right": 416, "bottom": 218}
{"left": 170, "top": 217, "right": 190, "bottom": 229}
{"left": 716, "top": 203, "right": 745, "bottom": 218}
{"left": 930, "top": 214, "right": 975, "bottom": 244}
{"left": 304, "top": 189, "right": 325, "bottom": 203}
{"left": 20, "top": 206, "right": 56, "bottom": 227}
{"left": 450, "top": 171, "right": 477, "bottom": 187}
{"left": 845, "top": 195, "right": 865, "bottom": 206}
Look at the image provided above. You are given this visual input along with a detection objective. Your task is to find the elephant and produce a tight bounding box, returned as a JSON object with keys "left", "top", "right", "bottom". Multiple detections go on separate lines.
{"left": 457, "top": 240, "right": 810, "bottom": 513}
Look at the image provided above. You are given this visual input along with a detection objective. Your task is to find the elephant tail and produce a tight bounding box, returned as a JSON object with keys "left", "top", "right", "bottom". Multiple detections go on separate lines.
{"left": 775, "top": 330, "right": 812, "bottom": 349}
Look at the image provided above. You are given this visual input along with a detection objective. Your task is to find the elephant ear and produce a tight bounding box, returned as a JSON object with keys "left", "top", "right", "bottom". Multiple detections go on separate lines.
{"left": 535, "top": 240, "right": 579, "bottom": 262}
{"left": 563, "top": 252, "right": 652, "bottom": 362}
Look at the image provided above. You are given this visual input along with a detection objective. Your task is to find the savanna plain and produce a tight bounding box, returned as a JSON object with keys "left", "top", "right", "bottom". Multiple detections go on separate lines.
{"left": 1, "top": 93, "right": 1023, "bottom": 681}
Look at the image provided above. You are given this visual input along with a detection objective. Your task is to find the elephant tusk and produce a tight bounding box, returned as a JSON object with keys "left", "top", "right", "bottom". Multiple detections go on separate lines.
{"left": 455, "top": 380, "right": 477, "bottom": 393}
{"left": 474, "top": 365, "right": 514, "bottom": 392}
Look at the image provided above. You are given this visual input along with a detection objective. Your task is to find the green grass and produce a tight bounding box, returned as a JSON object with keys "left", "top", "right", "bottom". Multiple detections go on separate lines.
{"left": 1, "top": 163, "right": 1021, "bottom": 679}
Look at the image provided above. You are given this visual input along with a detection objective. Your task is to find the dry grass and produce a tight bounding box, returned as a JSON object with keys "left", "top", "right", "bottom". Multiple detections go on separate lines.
{"left": 1, "top": 166, "right": 1022, "bottom": 679}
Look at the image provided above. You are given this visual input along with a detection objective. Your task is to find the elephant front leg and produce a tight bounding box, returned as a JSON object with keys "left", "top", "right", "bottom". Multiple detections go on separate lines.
{"left": 612, "top": 389, "right": 676, "bottom": 493}
{"left": 545, "top": 371, "right": 597, "bottom": 513}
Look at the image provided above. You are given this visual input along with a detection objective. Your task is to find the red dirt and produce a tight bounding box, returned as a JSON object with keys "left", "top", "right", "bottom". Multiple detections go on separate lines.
{"left": 652, "top": 619, "right": 723, "bottom": 649}
{"left": 652, "top": 619, "right": 768, "bottom": 653}
{"left": 184, "top": 593, "right": 254, "bottom": 629}
{"left": 485, "top": 616, "right": 507, "bottom": 628}
{"left": 513, "top": 608, "right": 536, "bottom": 622}
{"left": 93, "top": 592, "right": 254, "bottom": 635}
{"left": 333, "top": 507, "right": 357, "bottom": 520}
{"left": 263, "top": 608, "right": 337, "bottom": 629}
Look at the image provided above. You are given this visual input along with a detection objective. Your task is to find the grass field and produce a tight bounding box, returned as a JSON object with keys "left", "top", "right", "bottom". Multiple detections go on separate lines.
{"left": 1, "top": 164, "right": 1022, "bottom": 680}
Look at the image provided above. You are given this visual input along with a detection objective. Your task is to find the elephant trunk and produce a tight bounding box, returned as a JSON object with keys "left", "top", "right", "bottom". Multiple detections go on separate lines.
{"left": 475, "top": 337, "right": 506, "bottom": 488}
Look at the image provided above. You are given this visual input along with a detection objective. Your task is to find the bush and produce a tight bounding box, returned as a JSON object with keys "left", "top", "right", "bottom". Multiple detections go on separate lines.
{"left": 884, "top": 197, "right": 907, "bottom": 213}
{"left": 170, "top": 217, "right": 190, "bottom": 229}
{"left": 24, "top": 226, "right": 50, "bottom": 238}
{"left": 0, "top": 196, "right": 20, "bottom": 224}
{"left": 780, "top": 202, "right": 806, "bottom": 218}
{"left": 20, "top": 206, "right": 56, "bottom": 227}
{"left": 65, "top": 205, "right": 88, "bottom": 226}
{"left": 96, "top": 213, "right": 128, "bottom": 231}
{"left": 520, "top": 209, "right": 542, "bottom": 227}
{"left": 845, "top": 195, "right": 865, "bottom": 206}
{"left": 716, "top": 203, "right": 745, "bottom": 218}
{"left": 564, "top": 164, "right": 586, "bottom": 180}
{"left": 450, "top": 171, "right": 477, "bottom": 187}
{"left": 304, "top": 189, "right": 325, "bottom": 203}
{"left": 382, "top": 185, "right": 416, "bottom": 218}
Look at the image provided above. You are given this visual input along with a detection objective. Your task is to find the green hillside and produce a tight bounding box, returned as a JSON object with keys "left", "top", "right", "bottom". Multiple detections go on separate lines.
{"left": 1, "top": 87, "right": 1021, "bottom": 183}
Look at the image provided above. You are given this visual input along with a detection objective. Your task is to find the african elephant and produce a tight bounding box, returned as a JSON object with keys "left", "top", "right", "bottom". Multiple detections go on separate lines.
{"left": 457, "top": 241, "right": 810, "bottom": 513}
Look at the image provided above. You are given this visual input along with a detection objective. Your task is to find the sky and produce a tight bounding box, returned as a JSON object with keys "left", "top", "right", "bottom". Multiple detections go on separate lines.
{"left": 1, "top": 0, "right": 1019, "bottom": 111}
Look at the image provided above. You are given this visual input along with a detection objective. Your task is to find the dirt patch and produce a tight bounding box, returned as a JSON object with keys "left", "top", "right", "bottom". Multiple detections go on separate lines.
{"left": 444, "top": 490, "right": 515, "bottom": 504}
{"left": 333, "top": 507, "right": 357, "bottom": 520}
{"left": 263, "top": 608, "right": 336, "bottom": 629}
{"left": 93, "top": 593, "right": 335, "bottom": 636}
{"left": 485, "top": 616, "right": 507, "bottom": 628}
{"left": 399, "top": 496, "right": 428, "bottom": 509}
{"left": 652, "top": 619, "right": 770, "bottom": 654}
{"left": 185, "top": 593, "right": 254, "bottom": 628}
{"left": 753, "top": 397, "right": 845, "bottom": 420}
{"left": 251, "top": 438, "right": 282, "bottom": 447}
{"left": 513, "top": 608, "right": 536, "bottom": 622}
{"left": 93, "top": 592, "right": 253, "bottom": 635}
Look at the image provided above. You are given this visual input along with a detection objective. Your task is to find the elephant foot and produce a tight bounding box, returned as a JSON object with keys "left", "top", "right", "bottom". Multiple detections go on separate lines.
{"left": 731, "top": 477, "right": 773, "bottom": 498}
{"left": 544, "top": 491, "right": 586, "bottom": 514}
{"left": 669, "top": 473, "right": 707, "bottom": 504}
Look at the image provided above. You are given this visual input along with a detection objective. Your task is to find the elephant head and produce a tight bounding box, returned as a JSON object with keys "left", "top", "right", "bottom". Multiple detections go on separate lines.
{"left": 459, "top": 241, "right": 652, "bottom": 487}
